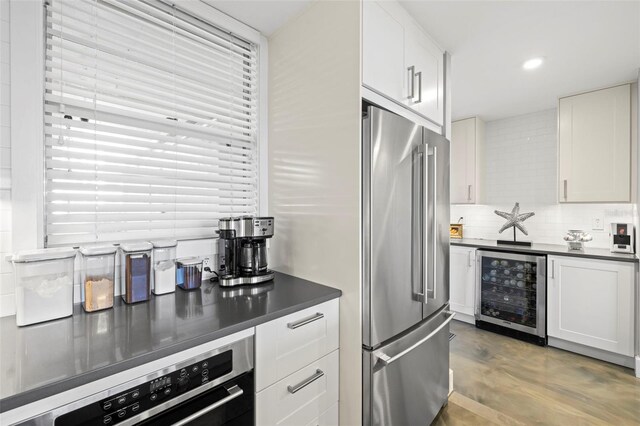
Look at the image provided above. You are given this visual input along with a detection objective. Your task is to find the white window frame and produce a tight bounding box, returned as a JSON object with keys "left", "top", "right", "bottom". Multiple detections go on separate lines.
{"left": 10, "top": 0, "right": 269, "bottom": 251}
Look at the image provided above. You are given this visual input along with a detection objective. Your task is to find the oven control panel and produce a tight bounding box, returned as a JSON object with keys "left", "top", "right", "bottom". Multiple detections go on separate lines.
{"left": 54, "top": 351, "right": 232, "bottom": 426}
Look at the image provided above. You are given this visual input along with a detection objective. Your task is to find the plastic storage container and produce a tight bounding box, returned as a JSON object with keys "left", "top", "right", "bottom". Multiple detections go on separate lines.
{"left": 120, "top": 242, "right": 152, "bottom": 304}
{"left": 79, "top": 245, "right": 117, "bottom": 312}
{"left": 176, "top": 258, "right": 203, "bottom": 291}
{"left": 11, "top": 248, "right": 77, "bottom": 326}
{"left": 151, "top": 240, "right": 177, "bottom": 295}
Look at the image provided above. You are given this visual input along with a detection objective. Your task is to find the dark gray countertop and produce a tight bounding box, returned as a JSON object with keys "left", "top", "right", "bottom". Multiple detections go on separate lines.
{"left": 450, "top": 238, "right": 639, "bottom": 263}
{"left": 0, "top": 272, "right": 341, "bottom": 413}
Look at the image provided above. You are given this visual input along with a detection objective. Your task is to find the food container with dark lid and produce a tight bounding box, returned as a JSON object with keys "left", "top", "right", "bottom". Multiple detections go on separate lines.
{"left": 176, "top": 257, "right": 203, "bottom": 290}
{"left": 120, "top": 242, "right": 152, "bottom": 304}
{"left": 80, "top": 245, "right": 117, "bottom": 312}
{"left": 11, "top": 247, "right": 77, "bottom": 326}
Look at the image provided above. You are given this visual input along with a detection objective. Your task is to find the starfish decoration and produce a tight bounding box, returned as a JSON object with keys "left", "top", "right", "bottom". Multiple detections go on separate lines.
{"left": 494, "top": 202, "right": 535, "bottom": 235}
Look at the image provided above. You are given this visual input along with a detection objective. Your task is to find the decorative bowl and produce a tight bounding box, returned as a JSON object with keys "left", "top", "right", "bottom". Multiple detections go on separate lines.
{"left": 563, "top": 230, "right": 593, "bottom": 250}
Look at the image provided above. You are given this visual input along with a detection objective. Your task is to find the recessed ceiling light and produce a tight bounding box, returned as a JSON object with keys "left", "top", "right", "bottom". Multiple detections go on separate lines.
{"left": 523, "top": 57, "right": 544, "bottom": 70}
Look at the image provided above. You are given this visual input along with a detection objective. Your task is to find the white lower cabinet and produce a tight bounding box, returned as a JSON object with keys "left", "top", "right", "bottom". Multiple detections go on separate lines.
{"left": 449, "top": 246, "right": 476, "bottom": 323}
{"left": 547, "top": 256, "right": 634, "bottom": 357}
{"left": 255, "top": 298, "right": 340, "bottom": 425}
{"left": 306, "top": 403, "right": 339, "bottom": 426}
{"left": 256, "top": 350, "right": 339, "bottom": 426}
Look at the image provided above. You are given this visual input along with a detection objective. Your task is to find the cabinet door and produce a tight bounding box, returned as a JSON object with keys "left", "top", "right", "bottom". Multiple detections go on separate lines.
{"left": 404, "top": 21, "right": 444, "bottom": 125}
{"left": 450, "top": 118, "right": 476, "bottom": 204}
{"left": 558, "top": 84, "right": 631, "bottom": 202}
{"left": 362, "top": 1, "right": 405, "bottom": 103}
{"left": 449, "top": 246, "right": 476, "bottom": 318}
{"left": 547, "top": 256, "right": 634, "bottom": 356}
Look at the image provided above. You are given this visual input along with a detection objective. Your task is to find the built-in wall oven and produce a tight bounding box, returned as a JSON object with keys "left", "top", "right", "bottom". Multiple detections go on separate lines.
{"left": 18, "top": 335, "right": 253, "bottom": 426}
{"left": 475, "top": 250, "right": 546, "bottom": 345}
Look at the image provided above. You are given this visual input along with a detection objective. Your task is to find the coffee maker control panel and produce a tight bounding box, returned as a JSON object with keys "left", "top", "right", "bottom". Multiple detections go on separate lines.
{"left": 253, "top": 217, "right": 274, "bottom": 237}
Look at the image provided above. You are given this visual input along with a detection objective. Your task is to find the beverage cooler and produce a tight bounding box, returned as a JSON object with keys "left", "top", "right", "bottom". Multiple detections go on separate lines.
{"left": 475, "top": 250, "right": 546, "bottom": 345}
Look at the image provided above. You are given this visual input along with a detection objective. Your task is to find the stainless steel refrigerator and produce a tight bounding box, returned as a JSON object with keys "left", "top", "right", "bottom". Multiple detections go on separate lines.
{"left": 362, "top": 105, "right": 454, "bottom": 425}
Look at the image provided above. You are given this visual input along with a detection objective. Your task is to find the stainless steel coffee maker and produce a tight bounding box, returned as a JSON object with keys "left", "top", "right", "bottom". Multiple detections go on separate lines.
{"left": 217, "top": 216, "right": 275, "bottom": 287}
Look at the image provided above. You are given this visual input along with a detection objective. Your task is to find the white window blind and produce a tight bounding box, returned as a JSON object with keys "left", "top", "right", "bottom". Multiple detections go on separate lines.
{"left": 44, "top": 0, "right": 258, "bottom": 246}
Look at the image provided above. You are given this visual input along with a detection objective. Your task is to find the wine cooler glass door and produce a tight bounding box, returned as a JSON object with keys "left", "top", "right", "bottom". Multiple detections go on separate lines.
{"left": 476, "top": 251, "right": 546, "bottom": 337}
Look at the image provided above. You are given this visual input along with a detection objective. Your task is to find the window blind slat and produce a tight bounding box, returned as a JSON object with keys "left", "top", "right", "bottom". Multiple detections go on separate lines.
{"left": 45, "top": 0, "right": 259, "bottom": 246}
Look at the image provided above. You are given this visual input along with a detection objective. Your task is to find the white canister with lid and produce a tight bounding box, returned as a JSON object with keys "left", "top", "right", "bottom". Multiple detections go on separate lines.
{"left": 151, "top": 240, "right": 177, "bottom": 295}
{"left": 11, "top": 247, "right": 77, "bottom": 326}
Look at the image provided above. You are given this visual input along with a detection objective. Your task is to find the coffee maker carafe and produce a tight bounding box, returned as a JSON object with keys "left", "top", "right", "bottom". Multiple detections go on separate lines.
{"left": 217, "top": 216, "right": 274, "bottom": 287}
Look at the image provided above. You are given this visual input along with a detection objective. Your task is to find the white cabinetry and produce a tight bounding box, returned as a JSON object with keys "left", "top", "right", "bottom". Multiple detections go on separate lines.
{"left": 449, "top": 246, "right": 476, "bottom": 324}
{"left": 255, "top": 299, "right": 340, "bottom": 425}
{"left": 558, "top": 84, "right": 631, "bottom": 202}
{"left": 362, "top": 0, "right": 444, "bottom": 126}
{"left": 451, "top": 117, "right": 484, "bottom": 204}
{"left": 547, "top": 256, "right": 634, "bottom": 358}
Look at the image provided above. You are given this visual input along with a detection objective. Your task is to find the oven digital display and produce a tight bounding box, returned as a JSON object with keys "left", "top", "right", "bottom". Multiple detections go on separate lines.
{"left": 150, "top": 376, "right": 171, "bottom": 393}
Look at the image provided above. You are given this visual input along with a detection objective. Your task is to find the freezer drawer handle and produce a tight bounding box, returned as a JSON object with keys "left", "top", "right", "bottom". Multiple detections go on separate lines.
{"left": 171, "top": 384, "right": 243, "bottom": 426}
{"left": 375, "top": 311, "right": 456, "bottom": 367}
{"left": 287, "top": 369, "right": 325, "bottom": 394}
{"left": 287, "top": 312, "right": 324, "bottom": 329}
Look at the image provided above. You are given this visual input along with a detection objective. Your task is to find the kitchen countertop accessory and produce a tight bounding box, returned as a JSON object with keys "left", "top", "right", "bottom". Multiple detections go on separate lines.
{"left": 564, "top": 230, "right": 592, "bottom": 250}
{"left": 11, "top": 247, "right": 77, "bottom": 326}
{"left": 120, "top": 242, "right": 153, "bottom": 304}
{"left": 79, "top": 245, "right": 117, "bottom": 312}
{"left": 151, "top": 240, "right": 177, "bottom": 295}
{"left": 176, "top": 257, "right": 203, "bottom": 291}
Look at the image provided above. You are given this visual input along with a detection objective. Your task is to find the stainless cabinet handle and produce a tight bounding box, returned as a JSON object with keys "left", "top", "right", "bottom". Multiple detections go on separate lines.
{"left": 287, "top": 312, "right": 324, "bottom": 329}
{"left": 415, "top": 71, "right": 422, "bottom": 104}
{"left": 563, "top": 180, "right": 567, "bottom": 200}
{"left": 467, "top": 184, "right": 472, "bottom": 201}
{"left": 171, "top": 385, "right": 243, "bottom": 426}
{"left": 287, "top": 369, "right": 324, "bottom": 394}
{"left": 551, "top": 260, "right": 555, "bottom": 279}
{"left": 468, "top": 251, "right": 472, "bottom": 268}
{"left": 376, "top": 310, "right": 456, "bottom": 367}
{"left": 407, "top": 65, "right": 415, "bottom": 99}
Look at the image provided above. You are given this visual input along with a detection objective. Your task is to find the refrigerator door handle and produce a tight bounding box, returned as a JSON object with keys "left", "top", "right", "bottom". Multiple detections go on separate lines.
{"left": 375, "top": 310, "right": 455, "bottom": 367}
{"left": 427, "top": 145, "right": 437, "bottom": 300}
{"left": 413, "top": 144, "right": 428, "bottom": 303}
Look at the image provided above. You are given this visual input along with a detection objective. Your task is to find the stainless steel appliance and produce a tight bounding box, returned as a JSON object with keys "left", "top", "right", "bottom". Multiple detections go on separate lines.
{"left": 610, "top": 223, "right": 635, "bottom": 253}
{"left": 22, "top": 335, "right": 254, "bottom": 425}
{"left": 217, "top": 216, "right": 274, "bottom": 287}
{"left": 362, "top": 105, "right": 454, "bottom": 425}
{"left": 475, "top": 250, "right": 546, "bottom": 345}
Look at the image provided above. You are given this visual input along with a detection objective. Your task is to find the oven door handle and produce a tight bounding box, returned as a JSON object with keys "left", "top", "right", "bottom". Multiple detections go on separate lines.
{"left": 170, "top": 384, "right": 243, "bottom": 426}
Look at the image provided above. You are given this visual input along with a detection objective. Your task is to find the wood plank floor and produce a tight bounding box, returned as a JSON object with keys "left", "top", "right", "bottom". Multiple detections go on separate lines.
{"left": 434, "top": 320, "right": 640, "bottom": 425}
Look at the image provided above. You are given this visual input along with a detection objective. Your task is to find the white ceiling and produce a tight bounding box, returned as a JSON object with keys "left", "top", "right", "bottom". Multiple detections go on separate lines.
{"left": 400, "top": 1, "right": 640, "bottom": 121}
{"left": 206, "top": 1, "right": 640, "bottom": 122}
{"left": 204, "top": 0, "right": 311, "bottom": 36}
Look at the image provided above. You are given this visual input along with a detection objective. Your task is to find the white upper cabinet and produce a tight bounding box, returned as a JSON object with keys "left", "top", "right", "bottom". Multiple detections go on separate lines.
{"left": 362, "top": 1, "right": 405, "bottom": 102}
{"left": 403, "top": 20, "right": 444, "bottom": 123}
{"left": 451, "top": 117, "right": 484, "bottom": 204}
{"left": 362, "top": 0, "right": 445, "bottom": 126}
{"left": 558, "top": 84, "right": 632, "bottom": 203}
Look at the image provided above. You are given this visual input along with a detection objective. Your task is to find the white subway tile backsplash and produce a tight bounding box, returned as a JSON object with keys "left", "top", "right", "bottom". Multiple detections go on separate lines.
{"left": 0, "top": 293, "right": 16, "bottom": 317}
{"left": 0, "top": 271, "right": 13, "bottom": 295}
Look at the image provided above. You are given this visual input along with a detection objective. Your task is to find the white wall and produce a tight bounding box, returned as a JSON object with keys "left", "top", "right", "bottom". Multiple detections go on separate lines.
{"left": 267, "top": 1, "right": 362, "bottom": 424}
{"left": 0, "top": 0, "right": 13, "bottom": 316}
{"left": 452, "top": 108, "right": 636, "bottom": 247}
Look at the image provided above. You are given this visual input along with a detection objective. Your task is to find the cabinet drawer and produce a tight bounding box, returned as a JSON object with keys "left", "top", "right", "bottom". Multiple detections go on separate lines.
{"left": 256, "top": 299, "right": 339, "bottom": 391}
{"left": 306, "top": 402, "right": 339, "bottom": 426}
{"left": 256, "top": 350, "right": 339, "bottom": 426}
